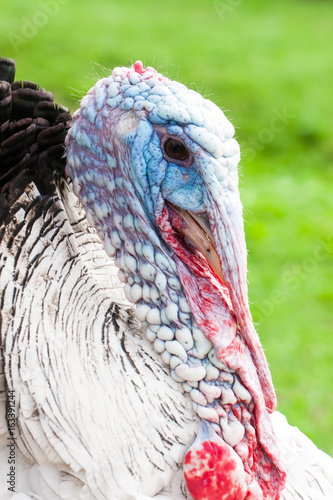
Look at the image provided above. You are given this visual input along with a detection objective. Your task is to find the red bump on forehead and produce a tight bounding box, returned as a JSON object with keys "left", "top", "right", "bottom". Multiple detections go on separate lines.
{"left": 134, "top": 60, "right": 144, "bottom": 74}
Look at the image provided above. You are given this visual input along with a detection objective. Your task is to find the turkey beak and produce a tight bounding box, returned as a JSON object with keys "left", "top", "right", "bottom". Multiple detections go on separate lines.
{"left": 205, "top": 190, "right": 277, "bottom": 412}
{"left": 171, "top": 208, "right": 224, "bottom": 283}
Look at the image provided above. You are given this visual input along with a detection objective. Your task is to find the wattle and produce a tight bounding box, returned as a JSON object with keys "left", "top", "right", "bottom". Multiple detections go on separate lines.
{"left": 183, "top": 421, "right": 249, "bottom": 500}
{"left": 155, "top": 204, "right": 237, "bottom": 354}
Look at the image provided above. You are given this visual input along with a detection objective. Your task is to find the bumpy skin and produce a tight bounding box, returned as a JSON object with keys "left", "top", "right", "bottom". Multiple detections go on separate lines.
{"left": 66, "top": 61, "right": 286, "bottom": 499}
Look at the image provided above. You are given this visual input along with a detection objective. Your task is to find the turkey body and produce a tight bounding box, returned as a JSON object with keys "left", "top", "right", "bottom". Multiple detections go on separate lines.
{"left": 0, "top": 57, "right": 332, "bottom": 500}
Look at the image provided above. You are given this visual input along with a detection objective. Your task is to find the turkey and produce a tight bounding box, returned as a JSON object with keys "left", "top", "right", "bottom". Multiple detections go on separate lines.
{"left": 0, "top": 56, "right": 332, "bottom": 500}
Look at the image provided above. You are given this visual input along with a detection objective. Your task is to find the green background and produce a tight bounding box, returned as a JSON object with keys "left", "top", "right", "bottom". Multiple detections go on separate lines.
{"left": 1, "top": 0, "right": 332, "bottom": 456}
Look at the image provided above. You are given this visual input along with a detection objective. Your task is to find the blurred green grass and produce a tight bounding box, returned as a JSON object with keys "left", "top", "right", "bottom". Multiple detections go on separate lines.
{"left": 1, "top": 0, "right": 332, "bottom": 455}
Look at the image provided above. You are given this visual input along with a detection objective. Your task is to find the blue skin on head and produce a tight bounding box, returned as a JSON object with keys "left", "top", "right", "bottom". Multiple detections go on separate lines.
{"left": 125, "top": 119, "right": 205, "bottom": 221}
{"left": 160, "top": 163, "right": 204, "bottom": 213}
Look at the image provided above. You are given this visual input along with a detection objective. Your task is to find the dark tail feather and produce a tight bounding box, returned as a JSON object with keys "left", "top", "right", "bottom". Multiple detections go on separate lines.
{"left": 0, "top": 57, "right": 16, "bottom": 84}
{"left": 0, "top": 57, "right": 72, "bottom": 223}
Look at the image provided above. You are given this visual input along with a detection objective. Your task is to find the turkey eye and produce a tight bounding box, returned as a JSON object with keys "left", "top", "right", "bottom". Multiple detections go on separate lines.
{"left": 164, "top": 138, "right": 189, "bottom": 162}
